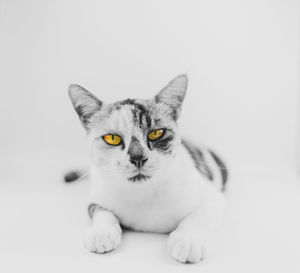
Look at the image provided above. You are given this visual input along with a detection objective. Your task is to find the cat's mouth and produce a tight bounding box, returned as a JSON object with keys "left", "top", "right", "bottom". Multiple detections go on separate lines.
{"left": 128, "top": 173, "right": 150, "bottom": 183}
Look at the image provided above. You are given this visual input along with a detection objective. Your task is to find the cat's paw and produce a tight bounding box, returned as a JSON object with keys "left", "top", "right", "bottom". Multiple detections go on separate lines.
{"left": 84, "top": 224, "right": 122, "bottom": 253}
{"left": 167, "top": 230, "right": 204, "bottom": 263}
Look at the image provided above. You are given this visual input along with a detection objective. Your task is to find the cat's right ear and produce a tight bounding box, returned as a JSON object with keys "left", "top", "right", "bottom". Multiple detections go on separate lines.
{"left": 68, "top": 84, "right": 103, "bottom": 131}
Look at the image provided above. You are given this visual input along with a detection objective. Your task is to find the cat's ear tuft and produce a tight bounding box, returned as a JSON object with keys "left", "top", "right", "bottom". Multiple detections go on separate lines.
{"left": 68, "top": 84, "right": 103, "bottom": 130}
{"left": 155, "top": 74, "right": 188, "bottom": 120}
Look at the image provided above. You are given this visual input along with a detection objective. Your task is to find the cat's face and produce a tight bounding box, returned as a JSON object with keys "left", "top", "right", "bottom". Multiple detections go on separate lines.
{"left": 69, "top": 75, "right": 188, "bottom": 183}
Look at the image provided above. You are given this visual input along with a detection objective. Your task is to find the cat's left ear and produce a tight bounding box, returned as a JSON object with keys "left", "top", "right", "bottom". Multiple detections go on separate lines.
{"left": 154, "top": 74, "right": 188, "bottom": 120}
{"left": 68, "top": 84, "right": 103, "bottom": 130}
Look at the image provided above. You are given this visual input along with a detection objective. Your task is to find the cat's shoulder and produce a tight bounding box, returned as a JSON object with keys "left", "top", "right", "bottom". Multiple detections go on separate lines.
{"left": 181, "top": 138, "right": 228, "bottom": 191}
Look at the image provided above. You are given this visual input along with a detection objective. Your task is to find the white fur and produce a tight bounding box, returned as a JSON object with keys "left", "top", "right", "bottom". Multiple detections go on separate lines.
{"left": 86, "top": 144, "right": 226, "bottom": 262}
{"left": 84, "top": 210, "right": 121, "bottom": 253}
{"left": 69, "top": 75, "right": 226, "bottom": 263}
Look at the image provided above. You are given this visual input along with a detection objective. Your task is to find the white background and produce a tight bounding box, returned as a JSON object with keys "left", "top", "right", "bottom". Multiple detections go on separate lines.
{"left": 0, "top": 0, "right": 299, "bottom": 272}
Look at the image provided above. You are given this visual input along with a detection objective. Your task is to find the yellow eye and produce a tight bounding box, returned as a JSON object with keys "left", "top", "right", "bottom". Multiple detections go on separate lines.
{"left": 103, "top": 134, "right": 122, "bottom": 146}
{"left": 148, "top": 129, "right": 165, "bottom": 141}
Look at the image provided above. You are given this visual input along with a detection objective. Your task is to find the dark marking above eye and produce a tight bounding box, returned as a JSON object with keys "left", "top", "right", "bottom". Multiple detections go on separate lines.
{"left": 170, "top": 109, "right": 178, "bottom": 120}
{"left": 153, "top": 118, "right": 161, "bottom": 126}
{"left": 119, "top": 98, "right": 136, "bottom": 106}
{"left": 113, "top": 99, "right": 136, "bottom": 111}
{"left": 114, "top": 98, "right": 153, "bottom": 129}
{"left": 155, "top": 96, "right": 179, "bottom": 121}
{"left": 132, "top": 104, "right": 152, "bottom": 128}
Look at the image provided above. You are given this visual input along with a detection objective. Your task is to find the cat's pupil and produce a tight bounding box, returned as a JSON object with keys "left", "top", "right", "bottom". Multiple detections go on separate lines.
{"left": 112, "top": 135, "right": 114, "bottom": 140}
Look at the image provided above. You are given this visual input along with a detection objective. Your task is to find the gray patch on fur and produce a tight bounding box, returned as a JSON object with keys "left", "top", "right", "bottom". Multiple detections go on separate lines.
{"left": 128, "top": 136, "right": 148, "bottom": 168}
{"left": 209, "top": 150, "right": 228, "bottom": 191}
{"left": 150, "top": 133, "right": 174, "bottom": 154}
{"left": 114, "top": 99, "right": 152, "bottom": 128}
{"left": 64, "top": 171, "right": 81, "bottom": 183}
{"left": 87, "top": 203, "right": 101, "bottom": 218}
{"left": 181, "top": 139, "right": 214, "bottom": 181}
{"left": 87, "top": 203, "right": 119, "bottom": 220}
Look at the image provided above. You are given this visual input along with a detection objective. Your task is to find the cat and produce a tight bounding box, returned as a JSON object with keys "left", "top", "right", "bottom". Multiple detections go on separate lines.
{"left": 66, "top": 75, "right": 228, "bottom": 263}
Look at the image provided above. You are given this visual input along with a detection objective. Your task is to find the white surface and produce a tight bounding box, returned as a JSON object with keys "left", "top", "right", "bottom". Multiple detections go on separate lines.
{"left": 0, "top": 0, "right": 299, "bottom": 272}
{"left": 1, "top": 163, "right": 300, "bottom": 273}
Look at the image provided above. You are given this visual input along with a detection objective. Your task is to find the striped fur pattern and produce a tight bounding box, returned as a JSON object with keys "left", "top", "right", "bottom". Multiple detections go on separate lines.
{"left": 68, "top": 75, "right": 228, "bottom": 263}
{"left": 181, "top": 139, "right": 228, "bottom": 191}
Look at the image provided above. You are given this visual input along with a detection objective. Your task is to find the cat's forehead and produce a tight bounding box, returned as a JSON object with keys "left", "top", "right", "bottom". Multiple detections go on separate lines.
{"left": 91, "top": 98, "right": 174, "bottom": 134}
{"left": 112, "top": 99, "right": 162, "bottom": 128}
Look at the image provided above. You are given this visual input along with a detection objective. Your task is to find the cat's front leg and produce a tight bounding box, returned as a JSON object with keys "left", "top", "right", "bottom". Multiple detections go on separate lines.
{"left": 84, "top": 204, "right": 122, "bottom": 253}
{"left": 167, "top": 194, "right": 226, "bottom": 263}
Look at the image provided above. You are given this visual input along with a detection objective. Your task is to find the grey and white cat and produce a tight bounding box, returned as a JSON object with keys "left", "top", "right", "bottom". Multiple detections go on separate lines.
{"left": 67, "top": 75, "right": 228, "bottom": 263}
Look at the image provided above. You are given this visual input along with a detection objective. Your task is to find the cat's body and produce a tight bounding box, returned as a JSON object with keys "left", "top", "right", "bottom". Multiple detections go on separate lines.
{"left": 88, "top": 140, "right": 226, "bottom": 233}
{"left": 67, "top": 75, "right": 227, "bottom": 263}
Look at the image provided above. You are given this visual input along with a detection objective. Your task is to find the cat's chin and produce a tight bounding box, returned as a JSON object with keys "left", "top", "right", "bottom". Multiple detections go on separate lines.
{"left": 128, "top": 173, "right": 151, "bottom": 183}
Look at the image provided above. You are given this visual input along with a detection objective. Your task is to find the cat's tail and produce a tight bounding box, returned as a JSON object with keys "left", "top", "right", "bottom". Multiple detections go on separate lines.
{"left": 64, "top": 169, "right": 89, "bottom": 183}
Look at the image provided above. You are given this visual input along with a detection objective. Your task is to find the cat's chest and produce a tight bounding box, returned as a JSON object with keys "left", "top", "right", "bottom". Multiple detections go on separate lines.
{"left": 97, "top": 180, "right": 202, "bottom": 233}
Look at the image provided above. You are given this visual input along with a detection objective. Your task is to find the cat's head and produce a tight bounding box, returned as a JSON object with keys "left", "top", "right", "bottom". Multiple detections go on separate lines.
{"left": 69, "top": 75, "right": 188, "bottom": 183}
